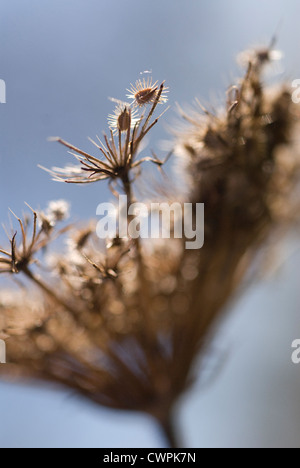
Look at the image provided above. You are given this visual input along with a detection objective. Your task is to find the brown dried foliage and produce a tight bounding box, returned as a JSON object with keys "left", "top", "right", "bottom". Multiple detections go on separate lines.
{"left": 0, "top": 48, "right": 300, "bottom": 446}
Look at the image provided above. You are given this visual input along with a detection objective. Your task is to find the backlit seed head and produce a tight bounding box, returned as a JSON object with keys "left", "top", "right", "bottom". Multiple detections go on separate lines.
{"left": 39, "top": 213, "right": 54, "bottom": 235}
{"left": 47, "top": 199, "right": 70, "bottom": 222}
{"left": 127, "top": 78, "right": 168, "bottom": 107}
{"left": 118, "top": 107, "right": 131, "bottom": 132}
{"left": 108, "top": 103, "right": 139, "bottom": 133}
{"left": 237, "top": 46, "right": 283, "bottom": 68}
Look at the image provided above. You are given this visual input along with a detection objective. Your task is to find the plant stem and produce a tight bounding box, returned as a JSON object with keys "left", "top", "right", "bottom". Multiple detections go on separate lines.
{"left": 23, "top": 267, "right": 76, "bottom": 314}
{"left": 157, "top": 410, "right": 180, "bottom": 449}
{"left": 121, "top": 175, "right": 153, "bottom": 338}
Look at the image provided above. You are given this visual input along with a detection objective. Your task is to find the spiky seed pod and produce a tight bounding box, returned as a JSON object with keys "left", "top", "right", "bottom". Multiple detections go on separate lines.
{"left": 127, "top": 78, "right": 168, "bottom": 107}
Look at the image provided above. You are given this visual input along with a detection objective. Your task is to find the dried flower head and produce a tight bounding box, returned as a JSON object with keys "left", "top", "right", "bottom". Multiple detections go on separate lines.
{"left": 41, "top": 81, "right": 170, "bottom": 190}
{"left": 237, "top": 37, "right": 283, "bottom": 69}
{"left": 108, "top": 102, "right": 139, "bottom": 133}
{"left": 0, "top": 204, "right": 70, "bottom": 276}
{"left": 1, "top": 46, "right": 300, "bottom": 449}
{"left": 127, "top": 78, "right": 168, "bottom": 107}
{"left": 47, "top": 199, "right": 70, "bottom": 222}
{"left": 37, "top": 199, "right": 70, "bottom": 234}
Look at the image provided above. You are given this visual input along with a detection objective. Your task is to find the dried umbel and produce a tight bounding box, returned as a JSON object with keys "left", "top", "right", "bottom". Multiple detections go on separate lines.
{"left": 1, "top": 52, "right": 300, "bottom": 448}
{"left": 0, "top": 204, "right": 69, "bottom": 275}
{"left": 40, "top": 82, "right": 170, "bottom": 189}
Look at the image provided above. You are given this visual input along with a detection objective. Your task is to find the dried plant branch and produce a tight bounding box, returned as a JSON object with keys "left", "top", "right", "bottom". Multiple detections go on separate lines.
{"left": 1, "top": 48, "right": 300, "bottom": 448}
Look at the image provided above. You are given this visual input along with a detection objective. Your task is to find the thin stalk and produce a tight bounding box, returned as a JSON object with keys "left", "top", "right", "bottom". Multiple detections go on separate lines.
{"left": 157, "top": 410, "right": 180, "bottom": 449}
{"left": 23, "top": 267, "right": 77, "bottom": 315}
{"left": 121, "top": 172, "right": 145, "bottom": 269}
{"left": 121, "top": 173, "right": 157, "bottom": 357}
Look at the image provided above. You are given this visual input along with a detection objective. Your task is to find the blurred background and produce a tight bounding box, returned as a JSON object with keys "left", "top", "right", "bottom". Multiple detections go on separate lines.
{"left": 1, "top": 0, "right": 300, "bottom": 448}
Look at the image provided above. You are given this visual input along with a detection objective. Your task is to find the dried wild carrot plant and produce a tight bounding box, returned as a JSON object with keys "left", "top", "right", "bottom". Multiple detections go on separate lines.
{"left": 0, "top": 47, "right": 300, "bottom": 448}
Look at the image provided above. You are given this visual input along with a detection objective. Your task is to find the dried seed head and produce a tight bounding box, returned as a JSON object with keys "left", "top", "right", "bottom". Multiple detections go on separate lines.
{"left": 117, "top": 106, "right": 131, "bottom": 132}
{"left": 237, "top": 46, "right": 283, "bottom": 69}
{"left": 108, "top": 103, "right": 138, "bottom": 133}
{"left": 39, "top": 213, "right": 54, "bottom": 235}
{"left": 127, "top": 78, "right": 168, "bottom": 107}
{"left": 47, "top": 199, "right": 70, "bottom": 222}
{"left": 38, "top": 200, "right": 69, "bottom": 233}
{"left": 256, "top": 48, "right": 282, "bottom": 64}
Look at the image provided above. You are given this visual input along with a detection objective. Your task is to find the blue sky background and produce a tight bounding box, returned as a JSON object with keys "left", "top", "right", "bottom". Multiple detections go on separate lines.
{"left": 1, "top": 0, "right": 300, "bottom": 448}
